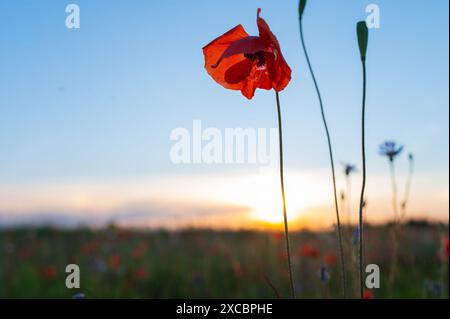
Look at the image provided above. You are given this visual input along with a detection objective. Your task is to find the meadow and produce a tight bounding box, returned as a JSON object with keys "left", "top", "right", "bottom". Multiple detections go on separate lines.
{"left": 0, "top": 222, "right": 448, "bottom": 299}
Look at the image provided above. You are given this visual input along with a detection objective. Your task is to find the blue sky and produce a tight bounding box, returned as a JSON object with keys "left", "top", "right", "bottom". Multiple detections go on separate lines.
{"left": 0, "top": 1, "right": 448, "bottom": 228}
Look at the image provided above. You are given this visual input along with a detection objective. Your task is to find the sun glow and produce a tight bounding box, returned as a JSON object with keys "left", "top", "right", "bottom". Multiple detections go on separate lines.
{"left": 247, "top": 184, "right": 299, "bottom": 225}
{"left": 157, "top": 168, "right": 332, "bottom": 228}
{"left": 0, "top": 169, "right": 335, "bottom": 229}
{"left": 203, "top": 168, "right": 328, "bottom": 226}
{"left": 251, "top": 209, "right": 289, "bottom": 225}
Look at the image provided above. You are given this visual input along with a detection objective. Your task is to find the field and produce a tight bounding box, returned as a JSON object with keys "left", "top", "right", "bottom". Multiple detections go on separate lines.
{"left": 0, "top": 222, "right": 448, "bottom": 299}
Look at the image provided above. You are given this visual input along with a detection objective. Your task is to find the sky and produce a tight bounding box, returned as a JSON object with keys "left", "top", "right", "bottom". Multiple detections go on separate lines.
{"left": 0, "top": 0, "right": 448, "bottom": 229}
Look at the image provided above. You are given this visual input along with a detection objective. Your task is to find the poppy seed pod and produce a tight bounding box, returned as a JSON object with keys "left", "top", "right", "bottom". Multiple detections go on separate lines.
{"left": 299, "top": 0, "right": 307, "bottom": 20}
{"left": 357, "top": 21, "right": 369, "bottom": 62}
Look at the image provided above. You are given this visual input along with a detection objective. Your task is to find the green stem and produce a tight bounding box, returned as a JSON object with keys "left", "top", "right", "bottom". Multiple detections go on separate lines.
{"left": 389, "top": 162, "right": 399, "bottom": 222}
{"left": 346, "top": 176, "right": 352, "bottom": 226}
{"left": 358, "top": 61, "right": 367, "bottom": 299}
{"left": 400, "top": 157, "right": 414, "bottom": 220}
{"left": 299, "top": 17, "right": 347, "bottom": 298}
{"left": 275, "top": 91, "right": 296, "bottom": 299}
{"left": 388, "top": 160, "right": 400, "bottom": 297}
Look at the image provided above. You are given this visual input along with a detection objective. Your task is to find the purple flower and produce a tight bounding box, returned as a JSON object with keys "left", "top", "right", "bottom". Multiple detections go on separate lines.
{"left": 352, "top": 228, "right": 360, "bottom": 246}
{"left": 319, "top": 266, "right": 330, "bottom": 284}
{"left": 425, "top": 281, "right": 444, "bottom": 297}
{"left": 379, "top": 141, "right": 404, "bottom": 162}
{"left": 342, "top": 162, "right": 357, "bottom": 176}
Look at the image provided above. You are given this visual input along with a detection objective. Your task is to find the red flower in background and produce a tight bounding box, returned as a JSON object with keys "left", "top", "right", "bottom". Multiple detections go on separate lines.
{"left": 272, "top": 232, "right": 283, "bottom": 241}
{"left": 134, "top": 267, "right": 149, "bottom": 280}
{"left": 202, "top": 9, "right": 291, "bottom": 99}
{"left": 43, "top": 265, "right": 57, "bottom": 280}
{"left": 324, "top": 253, "right": 338, "bottom": 266}
{"left": 301, "top": 244, "right": 320, "bottom": 259}
{"left": 363, "top": 289, "right": 374, "bottom": 300}
{"left": 443, "top": 238, "right": 449, "bottom": 258}
{"left": 109, "top": 254, "right": 122, "bottom": 271}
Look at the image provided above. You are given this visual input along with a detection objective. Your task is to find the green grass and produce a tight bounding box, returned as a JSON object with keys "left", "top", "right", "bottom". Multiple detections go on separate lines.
{"left": 0, "top": 223, "right": 448, "bottom": 299}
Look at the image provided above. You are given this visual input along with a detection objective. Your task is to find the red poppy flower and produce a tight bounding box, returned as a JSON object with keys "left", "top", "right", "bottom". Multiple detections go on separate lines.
{"left": 134, "top": 267, "right": 149, "bottom": 280}
{"left": 324, "top": 253, "right": 338, "bottom": 266}
{"left": 301, "top": 244, "right": 320, "bottom": 259}
{"left": 109, "top": 254, "right": 122, "bottom": 271}
{"left": 363, "top": 289, "right": 374, "bottom": 300}
{"left": 43, "top": 265, "right": 57, "bottom": 280}
{"left": 272, "top": 232, "right": 283, "bottom": 241}
{"left": 202, "top": 9, "right": 291, "bottom": 99}
{"left": 443, "top": 238, "right": 449, "bottom": 258}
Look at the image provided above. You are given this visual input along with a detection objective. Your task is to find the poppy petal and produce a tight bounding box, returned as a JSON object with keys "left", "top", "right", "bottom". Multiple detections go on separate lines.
{"left": 224, "top": 59, "right": 253, "bottom": 84}
{"left": 256, "top": 8, "right": 281, "bottom": 49}
{"left": 271, "top": 53, "right": 292, "bottom": 92}
{"left": 241, "top": 63, "right": 272, "bottom": 99}
{"left": 203, "top": 25, "right": 250, "bottom": 90}
{"left": 212, "top": 36, "right": 265, "bottom": 68}
{"left": 256, "top": 8, "right": 292, "bottom": 92}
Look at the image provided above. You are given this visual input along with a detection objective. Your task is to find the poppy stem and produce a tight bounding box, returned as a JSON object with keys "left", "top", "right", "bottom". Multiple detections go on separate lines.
{"left": 275, "top": 91, "right": 296, "bottom": 299}
{"left": 299, "top": 16, "right": 347, "bottom": 298}
{"left": 358, "top": 60, "right": 367, "bottom": 299}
